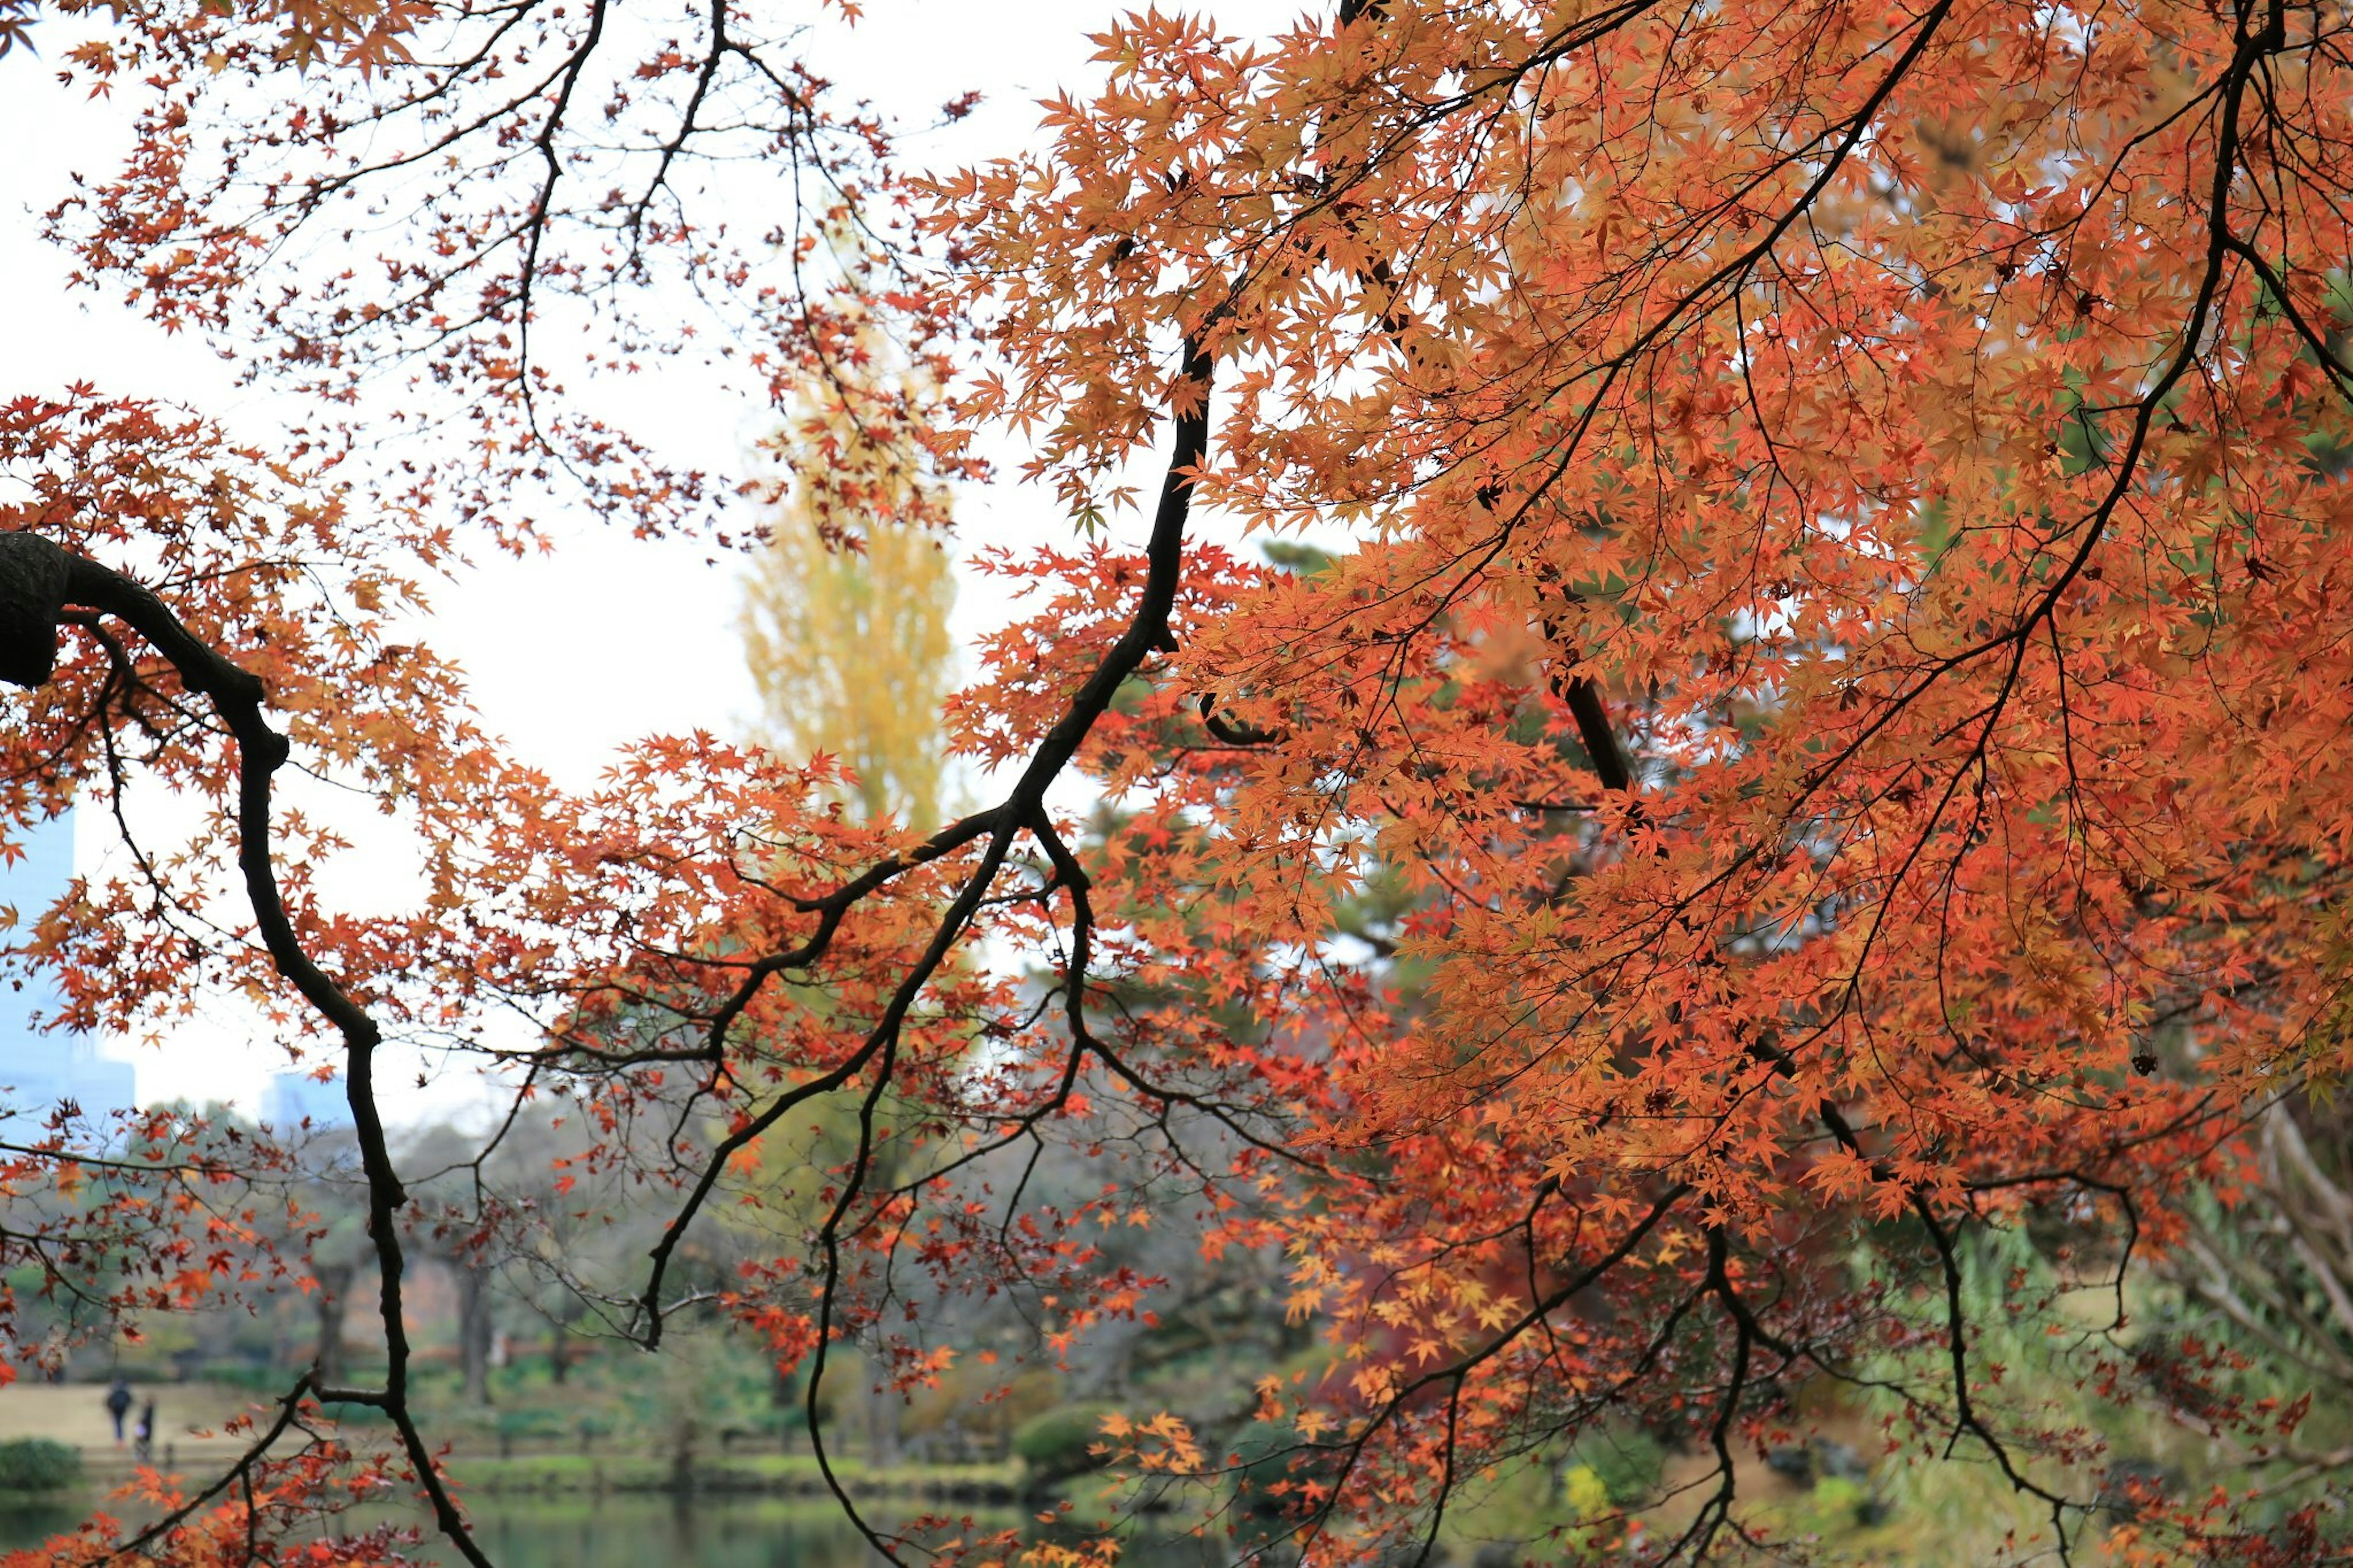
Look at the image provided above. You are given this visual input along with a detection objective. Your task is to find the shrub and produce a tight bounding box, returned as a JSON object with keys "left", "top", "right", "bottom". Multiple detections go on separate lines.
{"left": 749, "top": 1404, "right": 805, "bottom": 1439}
{"left": 0, "top": 1438, "right": 81, "bottom": 1492}
{"left": 1562, "top": 1463, "right": 1629, "bottom": 1561}
{"left": 1011, "top": 1403, "right": 1120, "bottom": 1488}
{"left": 1227, "top": 1420, "right": 1348, "bottom": 1531}
{"left": 494, "top": 1406, "right": 569, "bottom": 1442}
{"left": 1809, "top": 1475, "right": 1871, "bottom": 1531}
{"left": 1572, "top": 1428, "right": 1666, "bottom": 1506}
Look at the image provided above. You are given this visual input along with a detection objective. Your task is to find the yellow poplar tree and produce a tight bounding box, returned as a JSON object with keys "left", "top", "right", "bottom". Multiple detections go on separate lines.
{"left": 739, "top": 331, "right": 958, "bottom": 830}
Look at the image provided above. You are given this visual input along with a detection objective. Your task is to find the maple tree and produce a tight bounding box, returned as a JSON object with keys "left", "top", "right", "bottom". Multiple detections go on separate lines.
{"left": 2, "top": 0, "right": 2353, "bottom": 1561}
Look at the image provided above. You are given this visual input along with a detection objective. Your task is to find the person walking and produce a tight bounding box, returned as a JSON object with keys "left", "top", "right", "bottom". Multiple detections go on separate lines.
{"left": 103, "top": 1377, "right": 132, "bottom": 1446}
{"left": 133, "top": 1401, "right": 156, "bottom": 1466}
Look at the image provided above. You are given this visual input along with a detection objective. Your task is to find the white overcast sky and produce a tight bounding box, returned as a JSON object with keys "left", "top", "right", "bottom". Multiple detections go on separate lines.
{"left": 0, "top": 0, "right": 1302, "bottom": 1120}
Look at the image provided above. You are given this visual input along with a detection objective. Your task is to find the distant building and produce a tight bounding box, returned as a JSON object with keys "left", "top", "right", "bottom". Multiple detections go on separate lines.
{"left": 263, "top": 1069, "right": 352, "bottom": 1130}
{"left": 0, "top": 811, "right": 137, "bottom": 1121}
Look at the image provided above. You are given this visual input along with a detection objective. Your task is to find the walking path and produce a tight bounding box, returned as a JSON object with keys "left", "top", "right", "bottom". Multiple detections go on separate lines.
{"left": 0, "top": 1381, "right": 268, "bottom": 1486}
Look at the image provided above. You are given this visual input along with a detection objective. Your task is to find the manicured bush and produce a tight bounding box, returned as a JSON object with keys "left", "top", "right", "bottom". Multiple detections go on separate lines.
{"left": 1809, "top": 1475, "right": 1872, "bottom": 1530}
{"left": 1010, "top": 1403, "right": 1120, "bottom": 1487}
{"left": 751, "top": 1404, "right": 805, "bottom": 1438}
{"left": 0, "top": 1438, "right": 81, "bottom": 1492}
{"left": 1227, "top": 1420, "right": 1347, "bottom": 1526}
{"left": 494, "top": 1406, "right": 570, "bottom": 1442}
{"left": 1572, "top": 1428, "right": 1666, "bottom": 1506}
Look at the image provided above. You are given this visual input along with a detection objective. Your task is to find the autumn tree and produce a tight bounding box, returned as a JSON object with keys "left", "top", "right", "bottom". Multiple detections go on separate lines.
{"left": 4, "top": 0, "right": 2353, "bottom": 1563}
{"left": 741, "top": 311, "right": 962, "bottom": 830}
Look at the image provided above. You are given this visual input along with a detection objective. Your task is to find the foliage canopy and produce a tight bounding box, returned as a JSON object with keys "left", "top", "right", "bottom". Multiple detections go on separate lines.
{"left": 2, "top": 0, "right": 2352, "bottom": 1561}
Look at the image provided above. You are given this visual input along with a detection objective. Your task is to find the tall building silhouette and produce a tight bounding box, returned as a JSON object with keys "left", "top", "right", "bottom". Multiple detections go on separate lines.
{"left": 263, "top": 1069, "right": 352, "bottom": 1129}
{"left": 0, "top": 811, "right": 137, "bottom": 1120}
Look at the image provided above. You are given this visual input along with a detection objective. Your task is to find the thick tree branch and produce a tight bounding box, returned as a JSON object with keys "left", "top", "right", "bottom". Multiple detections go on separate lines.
{"left": 0, "top": 533, "right": 492, "bottom": 1568}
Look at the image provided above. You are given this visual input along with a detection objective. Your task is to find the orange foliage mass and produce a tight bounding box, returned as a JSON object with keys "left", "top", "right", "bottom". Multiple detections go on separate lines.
{"left": 0, "top": 0, "right": 2349, "bottom": 1561}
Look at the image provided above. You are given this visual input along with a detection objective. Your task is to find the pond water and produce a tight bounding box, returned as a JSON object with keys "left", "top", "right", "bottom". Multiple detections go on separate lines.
{"left": 408, "top": 1496, "right": 988, "bottom": 1568}
{"left": 0, "top": 1493, "right": 83, "bottom": 1553}
{"left": 0, "top": 1493, "right": 1232, "bottom": 1566}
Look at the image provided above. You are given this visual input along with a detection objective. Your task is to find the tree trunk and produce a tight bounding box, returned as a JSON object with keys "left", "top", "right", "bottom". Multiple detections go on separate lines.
{"left": 457, "top": 1262, "right": 494, "bottom": 1406}
{"left": 313, "top": 1260, "right": 352, "bottom": 1385}
{"left": 669, "top": 1412, "right": 698, "bottom": 1494}
{"left": 865, "top": 1378, "right": 900, "bottom": 1469}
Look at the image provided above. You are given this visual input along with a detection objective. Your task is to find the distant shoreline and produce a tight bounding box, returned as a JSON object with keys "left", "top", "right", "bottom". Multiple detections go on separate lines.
{"left": 450, "top": 1452, "right": 1027, "bottom": 1501}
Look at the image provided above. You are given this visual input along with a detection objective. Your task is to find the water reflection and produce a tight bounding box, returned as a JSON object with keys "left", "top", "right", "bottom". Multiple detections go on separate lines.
{"left": 412, "top": 1495, "right": 934, "bottom": 1567}
{"left": 0, "top": 1493, "right": 1233, "bottom": 1566}
{"left": 0, "top": 1493, "right": 88, "bottom": 1550}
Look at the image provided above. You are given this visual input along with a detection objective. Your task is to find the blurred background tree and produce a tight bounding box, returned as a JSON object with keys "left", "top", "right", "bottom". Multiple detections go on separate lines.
{"left": 739, "top": 304, "right": 960, "bottom": 832}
